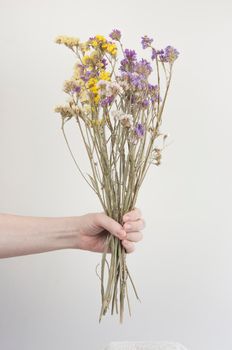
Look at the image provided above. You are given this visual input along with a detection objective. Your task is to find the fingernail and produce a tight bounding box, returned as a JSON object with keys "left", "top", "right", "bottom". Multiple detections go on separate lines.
{"left": 125, "top": 223, "right": 131, "bottom": 230}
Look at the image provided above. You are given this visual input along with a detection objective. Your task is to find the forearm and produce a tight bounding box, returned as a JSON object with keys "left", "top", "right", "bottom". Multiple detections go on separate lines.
{"left": 0, "top": 213, "right": 80, "bottom": 258}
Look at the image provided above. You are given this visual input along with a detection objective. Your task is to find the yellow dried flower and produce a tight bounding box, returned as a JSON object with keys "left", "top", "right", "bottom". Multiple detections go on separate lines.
{"left": 106, "top": 42, "right": 117, "bottom": 56}
{"left": 91, "top": 40, "right": 99, "bottom": 48}
{"left": 82, "top": 55, "right": 92, "bottom": 66}
{"left": 99, "top": 70, "right": 111, "bottom": 81}
{"left": 55, "top": 35, "right": 80, "bottom": 48}
{"left": 93, "top": 93, "right": 100, "bottom": 104}
{"left": 86, "top": 77, "right": 98, "bottom": 89}
{"left": 95, "top": 35, "right": 107, "bottom": 43}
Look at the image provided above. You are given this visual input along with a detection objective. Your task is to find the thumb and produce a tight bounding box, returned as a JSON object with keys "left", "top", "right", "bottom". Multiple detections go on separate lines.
{"left": 96, "top": 213, "right": 126, "bottom": 240}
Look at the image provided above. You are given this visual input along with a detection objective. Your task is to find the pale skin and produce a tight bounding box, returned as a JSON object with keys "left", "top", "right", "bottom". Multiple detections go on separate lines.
{"left": 0, "top": 208, "right": 145, "bottom": 259}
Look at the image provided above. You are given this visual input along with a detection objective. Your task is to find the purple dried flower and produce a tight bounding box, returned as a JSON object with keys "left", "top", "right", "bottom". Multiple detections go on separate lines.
{"left": 160, "top": 46, "right": 179, "bottom": 63}
{"left": 101, "top": 58, "right": 108, "bottom": 69}
{"left": 124, "top": 49, "right": 137, "bottom": 61}
{"left": 141, "top": 35, "right": 154, "bottom": 49}
{"left": 151, "top": 48, "right": 164, "bottom": 60}
{"left": 109, "top": 29, "right": 121, "bottom": 41}
{"left": 141, "top": 99, "right": 149, "bottom": 108}
{"left": 72, "top": 86, "right": 81, "bottom": 93}
{"left": 135, "top": 123, "right": 145, "bottom": 137}
{"left": 119, "top": 49, "right": 138, "bottom": 73}
{"left": 101, "top": 95, "right": 114, "bottom": 107}
{"left": 135, "top": 58, "right": 152, "bottom": 77}
{"left": 80, "top": 70, "right": 93, "bottom": 82}
{"left": 121, "top": 72, "right": 147, "bottom": 90}
{"left": 148, "top": 84, "right": 161, "bottom": 103}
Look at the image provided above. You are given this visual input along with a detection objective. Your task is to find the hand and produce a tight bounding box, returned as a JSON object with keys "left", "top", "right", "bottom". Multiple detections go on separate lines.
{"left": 76, "top": 208, "right": 145, "bottom": 253}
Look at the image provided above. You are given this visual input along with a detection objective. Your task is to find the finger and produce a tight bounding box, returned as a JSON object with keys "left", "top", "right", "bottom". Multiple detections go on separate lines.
{"left": 96, "top": 213, "right": 126, "bottom": 240}
{"left": 121, "top": 240, "right": 135, "bottom": 254}
{"left": 125, "top": 231, "right": 143, "bottom": 243}
{"left": 123, "top": 207, "right": 142, "bottom": 222}
{"left": 123, "top": 218, "right": 145, "bottom": 232}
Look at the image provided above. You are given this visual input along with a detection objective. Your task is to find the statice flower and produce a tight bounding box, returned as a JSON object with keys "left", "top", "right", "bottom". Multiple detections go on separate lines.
{"left": 121, "top": 72, "right": 147, "bottom": 90}
{"left": 101, "top": 95, "right": 114, "bottom": 107}
{"left": 134, "top": 123, "right": 145, "bottom": 137}
{"left": 117, "top": 77, "right": 130, "bottom": 91}
{"left": 109, "top": 29, "right": 121, "bottom": 41}
{"left": 151, "top": 48, "right": 164, "bottom": 60}
{"left": 101, "top": 58, "right": 108, "bottom": 69}
{"left": 111, "top": 111, "right": 133, "bottom": 128}
{"left": 135, "top": 59, "right": 152, "bottom": 77}
{"left": 141, "top": 35, "right": 154, "bottom": 49}
{"left": 124, "top": 49, "right": 137, "bottom": 61}
{"left": 160, "top": 46, "right": 179, "bottom": 63}
{"left": 97, "top": 80, "right": 123, "bottom": 97}
{"left": 141, "top": 99, "right": 149, "bottom": 108}
{"left": 106, "top": 82, "right": 123, "bottom": 96}
{"left": 63, "top": 79, "right": 81, "bottom": 94}
{"left": 148, "top": 84, "right": 161, "bottom": 103}
{"left": 119, "top": 49, "right": 137, "bottom": 73}
{"left": 97, "top": 79, "right": 108, "bottom": 90}
{"left": 72, "top": 86, "right": 81, "bottom": 94}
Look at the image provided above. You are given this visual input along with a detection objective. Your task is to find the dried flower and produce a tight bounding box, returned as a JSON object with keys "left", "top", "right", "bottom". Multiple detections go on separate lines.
{"left": 160, "top": 46, "right": 179, "bottom": 63}
{"left": 54, "top": 104, "right": 77, "bottom": 118}
{"left": 101, "top": 96, "right": 114, "bottom": 107}
{"left": 135, "top": 59, "right": 152, "bottom": 77}
{"left": 109, "top": 29, "right": 122, "bottom": 41}
{"left": 151, "top": 48, "right": 164, "bottom": 60}
{"left": 63, "top": 79, "right": 82, "bottom": 94}
{"left": 134, "top": 123, "right": 145, "bottom": 137}
{"left": 112, "top": 110, "right": 133, "bottom": 128}
{"left": 55, "top": 35, "right": 80, "bottom": 48}
{"left": 141, "top": 35, "right": 154, "bottom": 49}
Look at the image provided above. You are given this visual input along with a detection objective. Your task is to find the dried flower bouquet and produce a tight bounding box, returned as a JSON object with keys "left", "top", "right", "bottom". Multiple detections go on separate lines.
{"left": 54, "top": 29, "right": 179, "bottom": 322}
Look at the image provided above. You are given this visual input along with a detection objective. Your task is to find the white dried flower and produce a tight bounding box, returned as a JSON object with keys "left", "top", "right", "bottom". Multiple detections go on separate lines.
{"left": 111, "top": 111, "right": 133, "bottom": 128}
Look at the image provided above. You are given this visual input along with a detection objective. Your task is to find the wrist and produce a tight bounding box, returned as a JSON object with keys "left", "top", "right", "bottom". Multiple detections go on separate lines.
{"left": 52, "top": 216, "right": 81, "bottom": 250}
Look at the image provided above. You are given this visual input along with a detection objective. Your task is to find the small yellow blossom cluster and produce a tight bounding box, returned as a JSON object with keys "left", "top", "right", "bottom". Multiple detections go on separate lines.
{"left": 81, "top": 50, "right": 107, "bottom": 71}
{"left": 89, "top": 35, "right": 117, "bottom": 57}
{"left": 55, "top": 35, "right": 80, "bottom": 48}
{"left": 86, "top": 77, "right": 100, "bottom": 104}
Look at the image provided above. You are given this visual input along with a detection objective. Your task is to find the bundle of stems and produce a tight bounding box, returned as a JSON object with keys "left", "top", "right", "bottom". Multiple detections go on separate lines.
{"left": 54, "top": 30, "right": 179, "bottom": 322}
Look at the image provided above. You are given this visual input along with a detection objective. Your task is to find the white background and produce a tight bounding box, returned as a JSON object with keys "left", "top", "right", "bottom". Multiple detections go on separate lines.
{"left": 0, "top": 1, "right": 232, "bottom": 349}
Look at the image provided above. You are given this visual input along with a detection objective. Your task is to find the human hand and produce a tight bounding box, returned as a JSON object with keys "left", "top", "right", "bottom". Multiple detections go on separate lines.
{"left": 76, "top": 208, "right": 145, "bottom": 253}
